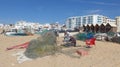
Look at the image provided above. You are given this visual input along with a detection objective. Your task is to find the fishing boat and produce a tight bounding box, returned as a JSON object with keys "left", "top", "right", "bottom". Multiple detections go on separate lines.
{"left": 5, "top": 32, "right": 28, "bottom": 36}
{"left": 5, "top": 28, "right": 29, "bottom": 36}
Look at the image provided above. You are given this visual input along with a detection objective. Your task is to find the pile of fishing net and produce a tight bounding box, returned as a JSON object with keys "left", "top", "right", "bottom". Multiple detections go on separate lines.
{"left": 106, "top": 32, "right": 115, "bottom": 37}
{"left": 111, "top": 37, "right": 120, "bottom": 44}
{"left": 76, "top": 32, "right": 94, "bottom": 41}
{"left": 24, "top": 31, "right": 58, "bottom": 59}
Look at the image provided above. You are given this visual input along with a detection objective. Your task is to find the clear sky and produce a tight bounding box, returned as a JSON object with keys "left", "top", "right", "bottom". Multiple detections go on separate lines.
{"left": 0, "top": 0, "right": 120, "bottom": 24}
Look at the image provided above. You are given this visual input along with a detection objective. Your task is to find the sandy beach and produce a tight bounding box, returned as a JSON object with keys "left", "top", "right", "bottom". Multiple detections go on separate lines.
{"left": 0, "top": 32, "right": 120, "bottom": 67}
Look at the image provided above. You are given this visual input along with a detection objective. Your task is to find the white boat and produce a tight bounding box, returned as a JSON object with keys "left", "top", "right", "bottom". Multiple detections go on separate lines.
{"left": 5, "top": 28, "right": 28, "bottom": 36}
{"left": 5, "top": 32, "right": 28, "bottom": 36}
{"left": 5, "top": 32, "right": 16, "bottom": 36}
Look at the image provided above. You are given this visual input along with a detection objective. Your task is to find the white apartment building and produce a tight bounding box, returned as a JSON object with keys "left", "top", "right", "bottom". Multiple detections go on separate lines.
{"left": 116, "top": 16, "right": 120, "bottom": 32}
{"left": 66, "top": 14, "right": 114, "bottom": 30}
{"left": 66, "top": 16, "right": 78, "bottom": 30}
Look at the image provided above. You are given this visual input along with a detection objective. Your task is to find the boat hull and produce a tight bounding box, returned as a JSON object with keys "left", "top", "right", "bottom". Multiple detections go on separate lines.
{"left": 5, "top": 32, "right": 28, "bottom": 36}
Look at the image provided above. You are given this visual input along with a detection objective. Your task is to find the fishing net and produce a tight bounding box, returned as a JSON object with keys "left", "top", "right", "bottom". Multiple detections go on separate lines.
{"left": 76, "top": 33, "right": 87, "bottom": 41}
{"left": 76, "top": 32, "right": 94, "bottom": 41}
{"left": 86, "top": 32, "right": 94, "bottom": 39}
{"left": 24, "top": 31, "right": 57, "bottom": 59}
{"left": 111, "top": 37, "right": 120, "bottom": 44}
{"left": 106, "top": 32, "right": 115, "bottom": 37}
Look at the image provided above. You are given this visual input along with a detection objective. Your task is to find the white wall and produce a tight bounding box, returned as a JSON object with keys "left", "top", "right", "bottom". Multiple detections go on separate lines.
{"left": 116, "top": 17, "right": 120, "bottom": 32}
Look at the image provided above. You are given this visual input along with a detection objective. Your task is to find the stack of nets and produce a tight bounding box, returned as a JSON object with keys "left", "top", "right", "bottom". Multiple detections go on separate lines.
{"left": 35, "top": 29, "right": 49, "bottom": 34}
{"left": 86, "top": 32, "right": 94, "bottom": 39}
{"left": 111, "top": 37, "right": 120, "bottom": 44}
{"left": 106, "top": 32, "right": 115, "bottom": 37}
{"left": 24, "top": 31, "right": 57, "bottom": 59}
{"left": 76, "top": 32, "right": 94, "bottom": 41}
{"left": 76, "top": 33, "right": 87, "bottom": 41}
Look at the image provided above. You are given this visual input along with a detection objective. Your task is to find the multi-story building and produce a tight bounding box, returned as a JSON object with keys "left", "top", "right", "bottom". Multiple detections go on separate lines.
{"left": 66, "top": 14, "right": 113, "bottom": 30}
{"left": 116, "top": 16, "right": 120, "bottom": 32}
{"left": 66, "top": 16, "right": 78, "bottom": 30}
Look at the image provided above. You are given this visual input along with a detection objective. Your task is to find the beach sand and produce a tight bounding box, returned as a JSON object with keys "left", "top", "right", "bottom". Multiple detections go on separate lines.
{"left": 0, "top": 32, "right": 120, "bottom": 67}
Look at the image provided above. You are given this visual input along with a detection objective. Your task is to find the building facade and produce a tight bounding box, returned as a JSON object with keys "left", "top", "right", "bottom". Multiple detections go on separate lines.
{"left": 116, "top": 16, "right": 120, "bottom": 32}
{"left": 66, "top": 16, "right": 78, "bottom": 30}
{"left": 66, "top": 14, "right": 113, "bottom": 30}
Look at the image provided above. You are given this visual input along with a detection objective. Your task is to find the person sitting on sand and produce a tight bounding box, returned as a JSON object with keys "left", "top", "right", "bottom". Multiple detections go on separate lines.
{"left": 64, "top": 31, "right": 71, "bottom": 42}
{"left": 69, "top": 36, "right": 76, "bottom": 47}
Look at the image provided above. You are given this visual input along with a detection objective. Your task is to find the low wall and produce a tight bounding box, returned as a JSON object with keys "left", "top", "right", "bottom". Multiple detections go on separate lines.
{"left": 59, "top": 32, "right": 79, "bottom": 37}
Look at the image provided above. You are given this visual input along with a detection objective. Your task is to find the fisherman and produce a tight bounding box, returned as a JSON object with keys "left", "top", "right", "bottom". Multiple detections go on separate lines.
{"left": 69, "top": 36, "right": 76, "bottom": 47}
{"left": 64, "top": 31, "right": 71, "bottom": 42}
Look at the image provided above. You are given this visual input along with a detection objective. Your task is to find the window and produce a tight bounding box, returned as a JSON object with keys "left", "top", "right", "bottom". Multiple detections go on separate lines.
{"left": 88, "top": 16, "right": 93, "bottom": 24}
{"left": 83, "top": 17, "right": 86, "bottom": 24}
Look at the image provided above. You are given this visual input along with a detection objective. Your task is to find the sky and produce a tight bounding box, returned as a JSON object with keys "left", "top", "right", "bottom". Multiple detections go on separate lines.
{"left": 0, "top": 0, "right": 120, "bottom": 24}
